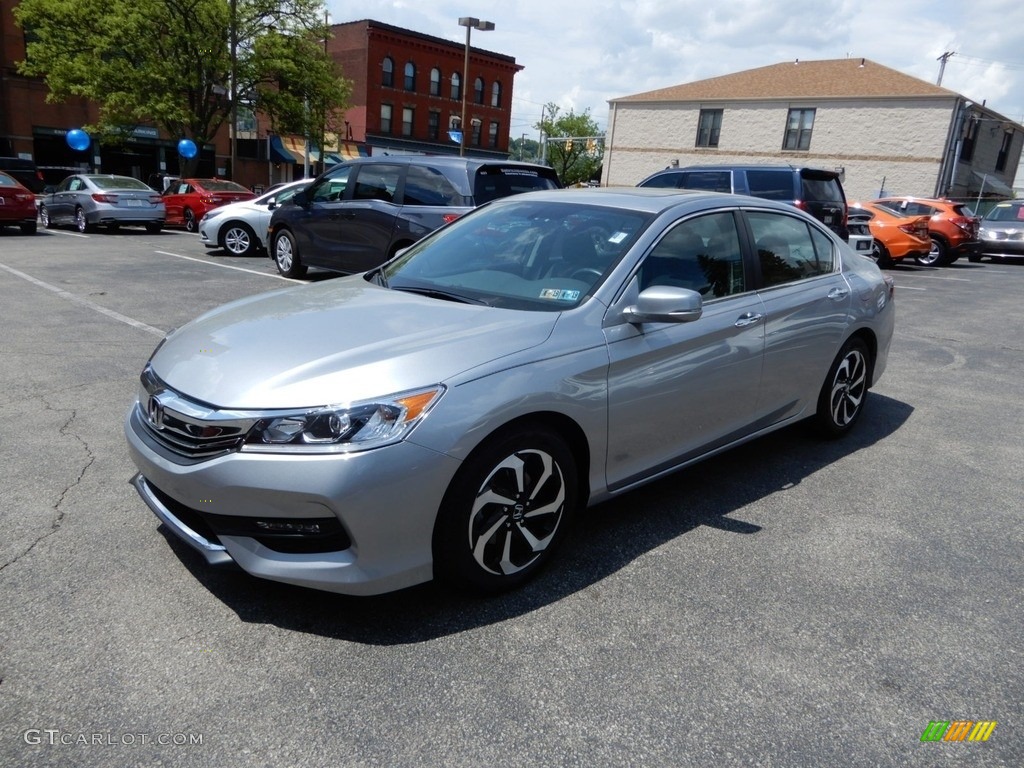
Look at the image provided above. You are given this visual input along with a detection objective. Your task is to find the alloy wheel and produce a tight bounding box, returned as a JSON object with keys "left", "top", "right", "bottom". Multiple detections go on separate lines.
{"left": 224, "top": 225, "right": 252, "bottom": 255}
{"left": 275, "top": 236, "right": 293, "bottom": 271}
{"left": 467, "top": 448, "right": 567, "bottom": 576}
{"left": 828, "top": 347, "right": 868, "bottom": 428}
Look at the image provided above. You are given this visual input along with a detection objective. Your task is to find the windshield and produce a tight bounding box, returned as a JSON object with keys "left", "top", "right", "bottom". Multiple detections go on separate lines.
{"left": 381, "top": 199, "right": 653, "bottom": 311}
{"left": 983, "top": 202, "right": 1024, "bottom": 222}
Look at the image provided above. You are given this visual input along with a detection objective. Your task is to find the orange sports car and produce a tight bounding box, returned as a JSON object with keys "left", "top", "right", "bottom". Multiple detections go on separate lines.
{"left": 848, "top": 202, "right": 930, "bottom": 268}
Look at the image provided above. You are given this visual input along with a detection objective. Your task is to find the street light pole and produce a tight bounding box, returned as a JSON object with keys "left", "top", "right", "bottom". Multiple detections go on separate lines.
{"left": 458, "top": 17, "right": 494, "bottom": 157}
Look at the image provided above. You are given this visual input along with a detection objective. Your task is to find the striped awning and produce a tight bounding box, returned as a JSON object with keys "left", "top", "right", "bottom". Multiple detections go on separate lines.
{"left": 269, "top": 135, "right": 368, "bottom": 165}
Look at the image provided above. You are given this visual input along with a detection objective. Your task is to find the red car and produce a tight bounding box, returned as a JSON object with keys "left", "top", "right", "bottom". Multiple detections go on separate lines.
{"left": 0, "top": 170, "right": 39, "bottom": 234}
{"left": 161, "top": 178, "right": 254, "bottom": 232}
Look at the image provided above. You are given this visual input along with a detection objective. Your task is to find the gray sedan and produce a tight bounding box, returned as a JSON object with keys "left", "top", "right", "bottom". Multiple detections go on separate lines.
{"left": 39, "top": 174, "right": 165, "bottom": 233}
{"left": 124, "top": 189, "right": 895, "bottom": 596}
{"left": 974, "top": 199, "right": 1024, "bottom": 262}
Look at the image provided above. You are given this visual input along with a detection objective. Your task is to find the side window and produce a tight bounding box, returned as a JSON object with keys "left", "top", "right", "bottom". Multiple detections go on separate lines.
{"left": 353, "top": 164, "right": 401, "bottom": 203}
{"left": 310, "top": 165, "right": 351, "bottom": 203}
{"left": 403, "top": 165, "right": 460, "bottom": 206}
{"left": 640, "top": 172, "right": 681, "bottom": 189}
{"left": 748, "top": 211, "right": 833, "bottom": 287}
{"left": 745, "top": 170, "right": 792, "bottom": 201}
{"left": 68, "top": 178, "right": 82, "bottom": 191}
{"left": 639, "top": 212, "right": 746, "bottom": 298}
{"left": 679, "top": 171, "right": 731, "bottom": 192}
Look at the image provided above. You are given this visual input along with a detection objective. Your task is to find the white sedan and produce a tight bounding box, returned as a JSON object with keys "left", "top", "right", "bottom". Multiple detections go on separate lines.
{"left": 199, "top": 180, "right": 309, "bottom": 257}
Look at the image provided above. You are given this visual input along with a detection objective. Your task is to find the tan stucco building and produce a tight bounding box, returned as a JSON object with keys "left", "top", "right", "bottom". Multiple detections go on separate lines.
{"left": 603, "top": 58, "right": 1021, "bottom": 204}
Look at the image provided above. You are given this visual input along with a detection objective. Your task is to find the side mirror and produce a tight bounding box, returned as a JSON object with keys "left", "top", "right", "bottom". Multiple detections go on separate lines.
{"left": 292, "top": 190, "right": 310, "bottom": 207}
{"left": 43, "top": 185, "right": 56, "bottom": 194}
{"left": 623, "top": 286, "right": 703, "bottom": 324}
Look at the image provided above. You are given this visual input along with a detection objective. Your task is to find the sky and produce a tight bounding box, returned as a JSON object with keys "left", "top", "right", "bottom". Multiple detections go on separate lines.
{"left": 325, "top": 0, "right": 1024, "bottom": 142}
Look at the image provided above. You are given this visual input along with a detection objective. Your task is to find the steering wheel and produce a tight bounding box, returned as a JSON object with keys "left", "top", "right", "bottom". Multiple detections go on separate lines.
{"left": 569, "top": 267, "right": 603, "bottom": 282}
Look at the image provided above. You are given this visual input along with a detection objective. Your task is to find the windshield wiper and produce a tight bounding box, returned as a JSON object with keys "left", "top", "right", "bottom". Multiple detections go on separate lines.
{"left": 370, "top": 266, "right": 389, "bottom": 288}
{"left": 391, "top": 285, "right": 487, "bottom": 305}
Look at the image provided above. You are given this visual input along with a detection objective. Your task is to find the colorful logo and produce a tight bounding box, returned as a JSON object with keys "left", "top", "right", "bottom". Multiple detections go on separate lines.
{"left": 920, "top": 720, "right": 997, "bottom": 742}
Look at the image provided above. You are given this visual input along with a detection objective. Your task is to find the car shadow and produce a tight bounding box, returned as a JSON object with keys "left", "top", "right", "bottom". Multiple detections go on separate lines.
{"left": 159, "top": 393, "right": 914, "bottom": 644}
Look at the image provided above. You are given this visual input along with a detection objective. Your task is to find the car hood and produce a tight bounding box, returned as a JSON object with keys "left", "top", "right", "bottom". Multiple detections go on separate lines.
{"left": 150, "top": 277, "right": 558, "bottom": 408}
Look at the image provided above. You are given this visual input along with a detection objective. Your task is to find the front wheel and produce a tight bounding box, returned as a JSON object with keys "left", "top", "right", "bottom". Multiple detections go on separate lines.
{"left": 39, "top": 205, "right": 53, "bottom": 229}
{"left": 272, "top": 229, "right": 307, "bottom": 278}
{"left": 815, "top": 338, "right": 871, "bottom": 439}
{"left": 222, "top": 222, "right": 258, "bottom": 256}
{"left": 433, "top": 426, "right": 577, "bottom": 594}
{"left": 870, "top": 240, "right": 893, "bottom": 269}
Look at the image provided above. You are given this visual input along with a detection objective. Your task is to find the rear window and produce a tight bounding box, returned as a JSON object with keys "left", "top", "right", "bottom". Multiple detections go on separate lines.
{"left": 0, "top": 172, "right": 21, "bottom": 188}
{"left": 799, "top": 173, "right": 844, "bottom": 203}
{"left": 91, "top": 176, "right": 152, "bottom": 191}
{"left": 473, "top": 166, "right": 560, "bottom": 205}
{"left": 200, "top": 180, "right": 250, "bottom": 193}
{"left": 746, "top": 170, "right": 794, "bottom": 201}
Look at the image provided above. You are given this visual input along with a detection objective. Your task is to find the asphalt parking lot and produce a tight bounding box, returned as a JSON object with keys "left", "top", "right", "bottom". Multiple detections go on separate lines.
{"left": 0, "top": 226, "right": 1020, "bottom": 767}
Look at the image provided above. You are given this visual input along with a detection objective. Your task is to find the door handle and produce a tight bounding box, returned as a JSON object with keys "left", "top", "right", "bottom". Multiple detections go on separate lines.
{"left": 734, "top": 313, "right": 764, "bottom": 327}
{"left": 827, "top": 287, "right": 850, "bottom": 300}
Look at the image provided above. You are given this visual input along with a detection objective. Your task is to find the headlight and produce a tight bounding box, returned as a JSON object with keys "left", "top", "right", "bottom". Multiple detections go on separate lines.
{"left": 241, "top": 386, "right": 444, "bottom": 453}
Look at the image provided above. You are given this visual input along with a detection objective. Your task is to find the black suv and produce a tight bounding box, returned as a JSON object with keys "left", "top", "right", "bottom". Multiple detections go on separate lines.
{"left": 638, "top": 164, "right": 850, "bottom": 241}
{"left": 268, "top": 156, "right": 561, "bottom": 278}
{"left": 0, "top": 157, "right": 45, "bottom": 195}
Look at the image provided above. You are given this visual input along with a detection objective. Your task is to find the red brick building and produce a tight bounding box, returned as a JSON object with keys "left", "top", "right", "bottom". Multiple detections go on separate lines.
{"left": 329, "top": 19, "right": 521, "bottom": 158}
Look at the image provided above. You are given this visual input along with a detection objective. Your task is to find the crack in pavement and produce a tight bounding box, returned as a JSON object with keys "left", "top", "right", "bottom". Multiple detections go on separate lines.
{"left": 0, "top": 396, "right": 96, "bottom": 573}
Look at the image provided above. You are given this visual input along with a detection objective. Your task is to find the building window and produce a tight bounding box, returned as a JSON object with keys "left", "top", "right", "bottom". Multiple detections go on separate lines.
{"left": 474, "top": 77, "right": 485, "bottom": 105}
{"left": 471, "top": 120, "right": 482, "bottom": 146}
{"left": 488, "top": 121, "right": 499, "bottom": 148}
{"left": 696, "top": 109, "right": 723, "bottom": 148}
{"left": 996, "top": 130, "right": 1014, "bottom": 172}
{"left": 380, "top": 104, "right": 392, "bottom": 134}
{"left": 404, "top": 62, "right": 416, "bottom": 92}
{"left": 961, "top": 118, "right": 979, "bottom": 162}
{"left": 491, "top": 81, "right": 502, "bottom": 108}
{"left": 783, "top": 108, "right": 815, "bottom": 151}
{"left": 381, "top": 57, "right": 394, "bottom": 88}
{"left": 450, "top": 72, "right": 461, "bottom": 101}
{"left": 402, "top": 107, "right": 414, "bottom": 137}
{"left": 428, "top": 111, "right": 440, "bottom": 140}
{"left": 430, "top": 68, "right": 441, "bottom": 97}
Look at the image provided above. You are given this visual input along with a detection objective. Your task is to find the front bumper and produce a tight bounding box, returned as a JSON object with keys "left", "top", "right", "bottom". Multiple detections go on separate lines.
{"left": 125, "top": 404, "right": 462, "bottom": 595}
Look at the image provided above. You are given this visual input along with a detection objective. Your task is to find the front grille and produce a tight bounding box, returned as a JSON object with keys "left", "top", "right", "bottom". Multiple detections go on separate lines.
{"left": 137, "top": 368, "right": 258, "bottom": 461}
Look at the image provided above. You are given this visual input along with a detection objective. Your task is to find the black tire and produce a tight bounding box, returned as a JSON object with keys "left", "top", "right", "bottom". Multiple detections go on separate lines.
{"left": 39, "top": 205, "right": 53, "bottom": 229}
{"left": 107, "top": 222, "right": 120, "bottom": 233}
{"left": 915, "top": 236, "right": 945, "bottom": 267}
{"left": 75, "top": 206, "right": 96, "bottom": 234}
{"left": 145, "top": 222, "right": 163, "bottom": 234}
{"left": 968, "top": 254, "right": 983, "bottom": 263}
{"left": 870, "top": 240, "right": 893, "bottom": 269}
{"left": 20, "top": 220, "right": 37, "bottom": 235}
{"left": 815, "top": 338, "right": 871, "bottom": 439}
{"left": 183, "top": 208, "right": 197, "bottom": 232}
{"left": 433, "top": 426, "right": 577, "bottom": 594}
{"left": 221, "top": 222, "right": 258, "bottom": 257}
{"left": 272, "top": 229, "right": 307, "bottom": 278}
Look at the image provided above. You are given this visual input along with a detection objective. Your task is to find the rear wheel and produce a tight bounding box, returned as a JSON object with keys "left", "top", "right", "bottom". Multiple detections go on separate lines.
{"left": 815, "top": 338, "right": 871, "bottom": 438}
{"left": 433, "top": 426, "right": 577, "bottom": 594}
{"left": 75, "top": 206, "right": 96, "bottom": 234}
{"left": 20, "top": 220, "right": 38, "bottom": 235}
{"left": 183, "top": 208, "right": 197, "bottom": 232}
{"left": 272, "top": 229, "right": 307, "bottom": 278}
{"left": 145, "top": 222, "right": 163, "bottom": 234}
{"left": 916, "top": 236, "right": 946, "bottom": 266}
{"left": 222, "top": 222, "right": 258, "bottom": 256}
{"left": 968, "top": 253, "right": 983, "bottom": 263}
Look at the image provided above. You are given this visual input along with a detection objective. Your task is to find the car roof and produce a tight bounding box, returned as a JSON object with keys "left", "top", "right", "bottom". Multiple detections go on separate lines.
{"left": 654, "top": 164, "right": 837, "bottom": 174}
{"left": 334, "top": 155, "right": 554, "bottom": 172}
{"left": 488, "top": 186, "right": 807, "bottom": 216}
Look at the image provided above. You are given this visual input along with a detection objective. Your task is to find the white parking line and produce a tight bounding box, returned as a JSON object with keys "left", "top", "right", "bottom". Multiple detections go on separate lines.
{"left": 901, "top": 274, "right": 972, "bottom": 282}
{"left": 42, "top": 229, "right": 89, "bottom": 239}
{"left": 0, "top": 262, "right": 166, "bottom": 337}
{"left": 894, "top": 284, "right": 927, "bottom": 291}
{"left": 155, "top": 250, "right": 307, "bottom": 282}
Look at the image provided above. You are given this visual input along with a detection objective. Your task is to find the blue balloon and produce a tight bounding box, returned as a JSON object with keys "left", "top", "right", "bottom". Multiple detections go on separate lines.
{"left": 177, "top": 139, "right": 198, "bottom": 159}
{"left": 66, "top": 128, "right": 90, "bottom": 152}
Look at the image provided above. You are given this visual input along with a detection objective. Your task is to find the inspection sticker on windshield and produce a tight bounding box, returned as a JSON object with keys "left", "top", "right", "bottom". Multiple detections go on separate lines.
{"left": 539, "top": 288, "right": 581, "bottom": 301}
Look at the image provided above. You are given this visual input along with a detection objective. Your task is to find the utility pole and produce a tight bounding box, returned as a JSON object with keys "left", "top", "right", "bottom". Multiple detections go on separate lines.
{"left": 229, "top": 0, "right": 237, "bottom": 180}
{"left": 936, "top": 51, "right": 955, "bottom": 86}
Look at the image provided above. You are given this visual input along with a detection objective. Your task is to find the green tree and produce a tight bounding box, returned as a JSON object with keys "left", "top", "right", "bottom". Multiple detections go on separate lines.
{"left": 15, "top": 0, "right": 351, "bottom": 176}
{"left": 538, "top": 103, "right": 603, "bottom": 185}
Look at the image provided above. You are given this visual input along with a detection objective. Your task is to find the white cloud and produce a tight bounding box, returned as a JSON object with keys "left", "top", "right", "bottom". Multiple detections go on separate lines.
{"left": 327, "top": 0, "right": 1024, "bottom": 133}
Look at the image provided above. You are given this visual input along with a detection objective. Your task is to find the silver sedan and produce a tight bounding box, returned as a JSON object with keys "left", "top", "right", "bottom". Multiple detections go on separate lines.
{"left": 199, "top": 180, "right": 309, "bottom": 257}
{"left": 39, "top": 174, "right": 165, "bottom": 233}
{"left": 125, "top": 189, "right": 895, "bottom": 596}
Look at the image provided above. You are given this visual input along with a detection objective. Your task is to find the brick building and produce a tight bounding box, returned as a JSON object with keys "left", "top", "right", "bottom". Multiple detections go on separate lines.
{"left": 603, "top": 58, "right": 1022, "bottom": 204}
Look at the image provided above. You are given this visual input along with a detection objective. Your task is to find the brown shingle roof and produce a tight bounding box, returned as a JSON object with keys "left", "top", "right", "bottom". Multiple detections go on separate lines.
{"left": 613, "top": 58, "right": 958, "bottom": 103}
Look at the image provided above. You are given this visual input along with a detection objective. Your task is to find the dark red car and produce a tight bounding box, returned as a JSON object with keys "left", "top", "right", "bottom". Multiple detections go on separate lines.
{"left": 161, "top": 178, "right": 254, "bottom": 232}
{"left": 0, "top": 170, "right": 39, "bottom": 234}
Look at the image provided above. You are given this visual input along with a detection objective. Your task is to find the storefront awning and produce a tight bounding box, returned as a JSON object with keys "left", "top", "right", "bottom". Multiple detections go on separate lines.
{"left": 269, "top": 135, "right": 368, "bottom": 165}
